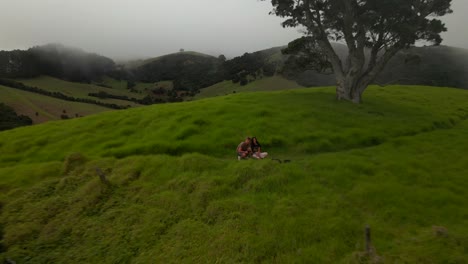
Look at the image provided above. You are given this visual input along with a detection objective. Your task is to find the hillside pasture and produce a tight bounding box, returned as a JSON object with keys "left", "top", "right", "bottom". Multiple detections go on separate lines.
{"left": 0, "top": 85, "right": 467, "bottom": 263}
{"left": 16, "top": 76, "right": 144, "bottom": 107}
{"left": 0, "top": 85, "right": 110, "bottom": 123}
{"left": 195, "top": 76, "right": 304, "bottom": 99}
{"left": 99, "top": 76, "right": 155, "bottom": 91}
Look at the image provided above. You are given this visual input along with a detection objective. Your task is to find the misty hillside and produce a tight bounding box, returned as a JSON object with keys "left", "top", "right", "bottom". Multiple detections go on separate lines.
{"left": 0, "top": 44, "right": 115, "bottom": 82}
{"left": 2, "top": 43, "right": 468, "bottom": 92}
{"left": 275, "top": 44, "right": 468, "bottom": 89}
{"left": 377, "top": 46, "right": 468, "bottom": 88}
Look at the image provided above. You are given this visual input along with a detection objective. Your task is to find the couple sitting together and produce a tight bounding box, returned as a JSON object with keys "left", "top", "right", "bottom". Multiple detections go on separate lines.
{"left": 237, "top": 137, "right": 268, "bottom": 160}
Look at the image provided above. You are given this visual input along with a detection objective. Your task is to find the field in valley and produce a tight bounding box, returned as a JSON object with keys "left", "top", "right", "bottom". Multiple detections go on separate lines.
{"left": 194, "top": 76, "right": 304, "bottom": 100}
{"left": 0, "top": 85, "right": 110, "bottom": 123}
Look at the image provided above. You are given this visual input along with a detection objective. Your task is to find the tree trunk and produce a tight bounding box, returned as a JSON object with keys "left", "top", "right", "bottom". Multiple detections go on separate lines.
{"left": 336, "top": 75, "right": 366, "bottom": 104}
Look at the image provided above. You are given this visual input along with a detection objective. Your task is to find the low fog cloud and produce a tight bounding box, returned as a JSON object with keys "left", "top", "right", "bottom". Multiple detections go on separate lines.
{"left": 440, "top": 0, "right": 468, "bottom": 49}
{"left": 0, "top": 0, "right": 466, "bottom": 60}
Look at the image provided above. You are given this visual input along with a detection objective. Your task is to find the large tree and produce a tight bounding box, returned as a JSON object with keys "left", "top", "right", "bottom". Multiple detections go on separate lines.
{"left": 264, "top": 0, "right": 452, "bottom": 103}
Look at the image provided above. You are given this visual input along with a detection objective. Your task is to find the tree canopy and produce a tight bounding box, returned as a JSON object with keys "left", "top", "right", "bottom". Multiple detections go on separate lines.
{"left": 265, "top": 0, "right": 453, "bottom": 103}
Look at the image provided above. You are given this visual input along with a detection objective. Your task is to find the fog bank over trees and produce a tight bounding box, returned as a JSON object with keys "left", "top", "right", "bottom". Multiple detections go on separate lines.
{"left": 0, "top": 0, "right": 467, "bottom": 60}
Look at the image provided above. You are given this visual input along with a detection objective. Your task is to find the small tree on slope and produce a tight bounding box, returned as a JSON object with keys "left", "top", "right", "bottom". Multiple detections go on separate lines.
{"left": 263, "top": 0, "right": 453, "bottom": 103}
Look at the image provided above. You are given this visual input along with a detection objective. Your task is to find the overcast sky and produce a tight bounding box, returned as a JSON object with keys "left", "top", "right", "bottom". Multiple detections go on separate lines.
{"left": 0, "top": 0, "right": 466, "bottom": 60}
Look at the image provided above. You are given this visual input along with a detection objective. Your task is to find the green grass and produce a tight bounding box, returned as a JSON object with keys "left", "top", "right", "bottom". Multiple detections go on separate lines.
{"left": 99, "top": 76, "right": 130, "bottom": 90}
{"left": 0, "top": 85, "right": 110, "bottom": 123}
{"left": 195, "top": 76, "right": 304, "bottom": 99}
{"left": 1, "top": 76, "right": 147, "bottom": 123}
{"left": 100, "top": 76, "right": 155, "bottom": 92}
{"left": 16, "top": 76, "right": 144, "bottom": 106}
{"left": 1, "top": 85, "right": 468, "bottom": 263}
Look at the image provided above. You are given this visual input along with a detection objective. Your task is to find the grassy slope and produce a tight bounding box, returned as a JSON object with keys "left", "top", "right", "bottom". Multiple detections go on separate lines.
{"left": 0, "top": 85, "right": 110, "bottom": 123}
{"left": 194, "top": 76, "right": 304, "bottom": 99}
{"left": 101, "top": 76, "right": 173, "bottom": 94}
{"left": 1, "top": 85, "right": 468, "bottom": 263}
{"left": 16, "top": 76, "right": 144, "bottom": 106}
{"left": 100, "top": 76, "right": 157, "bottom": 91}
{"left": 0, "top": 76, "right": 146, "bottom": 123}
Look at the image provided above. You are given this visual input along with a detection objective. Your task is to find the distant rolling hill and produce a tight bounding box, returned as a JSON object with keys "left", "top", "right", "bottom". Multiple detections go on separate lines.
{"left": 2, "top": 43, "right": 468, "bottom": 129}
{"left": 194, "top": 76, "right": 304, "bottom": 100}
{"left": 0, "top": 84, "right": 110, "bottom": 124}
{"left": 17, "top": 76, "right": 146, "bottom": 104}
{"left": 377, "top": 46, "right": 468, "bottom": 88}
{"left": 264, "top": 44, "right": 468, "bottom": 89}
{"left": 0, "top": 43, "right": 115, "bottom": 82}
{"left": 127, "top": 51, "right": 217, "bottom": 69}
{"left": 0, "top": 76, "right": 159, "bottom": 125}
{"left": 129, "top": 51, "right": 224, "bottom": 93}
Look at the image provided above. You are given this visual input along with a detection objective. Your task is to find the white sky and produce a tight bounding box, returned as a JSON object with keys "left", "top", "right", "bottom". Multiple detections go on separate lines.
{"left": 0, "top": 0, "right": 466, "bottom": 60}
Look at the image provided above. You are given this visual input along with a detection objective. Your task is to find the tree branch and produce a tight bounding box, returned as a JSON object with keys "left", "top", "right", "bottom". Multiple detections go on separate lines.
{"left": 357, "top": 45, "right": 402, "bottom": 92}
{"left": 304, "top": 0, "right": 345, "bottom": 78}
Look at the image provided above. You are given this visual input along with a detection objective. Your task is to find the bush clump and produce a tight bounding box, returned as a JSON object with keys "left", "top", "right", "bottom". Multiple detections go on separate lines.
{"left": 62, "top": 153, "right": 87, "bottom": 175}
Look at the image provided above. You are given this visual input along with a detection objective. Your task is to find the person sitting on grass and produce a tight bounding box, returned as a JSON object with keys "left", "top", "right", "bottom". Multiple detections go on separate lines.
{"left": 237, "top": 137, "right": 252, "bottom": 160}
{"left": 251, "top": 137, "right": 268, "bottom": 159}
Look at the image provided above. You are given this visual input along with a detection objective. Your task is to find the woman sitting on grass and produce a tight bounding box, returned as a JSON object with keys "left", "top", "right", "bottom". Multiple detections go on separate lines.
{"left": 251, "top": 137, "right": 268, "bottom": 159}
{"left": 237, "top": 137, "right": 252, "bottom": 160}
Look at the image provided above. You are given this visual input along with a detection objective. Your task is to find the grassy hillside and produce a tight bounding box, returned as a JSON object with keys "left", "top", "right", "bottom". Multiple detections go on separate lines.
{"left": 195, "top": 76, "right": 304, "bottom": 99}
{"left": 17, "top": 76, "right": 145, "bottom": 104}
{"left": 0, "top": 76, "right": 153, "bottom": 124}
{"left": 0, "top": 85, "right": 110, "bottom": 123}
{"left": 100, "top": 76, "right": 172, "bottom": 93}
{"left": 1, "top": 85, "right": 468, "bottom": 263}
{"left": 100, "top": 76, "right": 155, "bottom": 91}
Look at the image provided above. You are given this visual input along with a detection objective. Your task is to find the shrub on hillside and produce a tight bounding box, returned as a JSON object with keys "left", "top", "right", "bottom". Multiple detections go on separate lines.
{"left": 0, "top": 103, "right": 33, "bottom": 131}
{"left": 62, "top": 153, "right": 87, "bottom": 175}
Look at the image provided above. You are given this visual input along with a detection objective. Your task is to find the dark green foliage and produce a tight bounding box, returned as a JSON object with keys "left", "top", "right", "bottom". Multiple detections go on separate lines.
{"left": 0, "top": 50, "right": 40, "bottom": 78}
{"left": 132, "top": 48, "right": 284, "bottom": 93}
{"left": 0, "top": 103, "right": 32, "bottom": 131}
{"left": 126, "top": 80, "right": 136, "bottom": 89}
{"left": 133, "top": 53, "right": 224, "bottom": 92}
{"left": 224, "top": 52, "right": 265, "bottom": 80}
{"left": 239, "top": 77, "right": 248, "bottom": 86}
{"left": 282, "top": 37, "right": 334, "bottom": 76}
{"left": 218, "top": 54, "right": 226, "bottom": 62}
{"left": 223, "top": 48, "right": 282, "bottom": 83}
{"left": 262, "top": 63, "right": 277, "bottom": 77}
